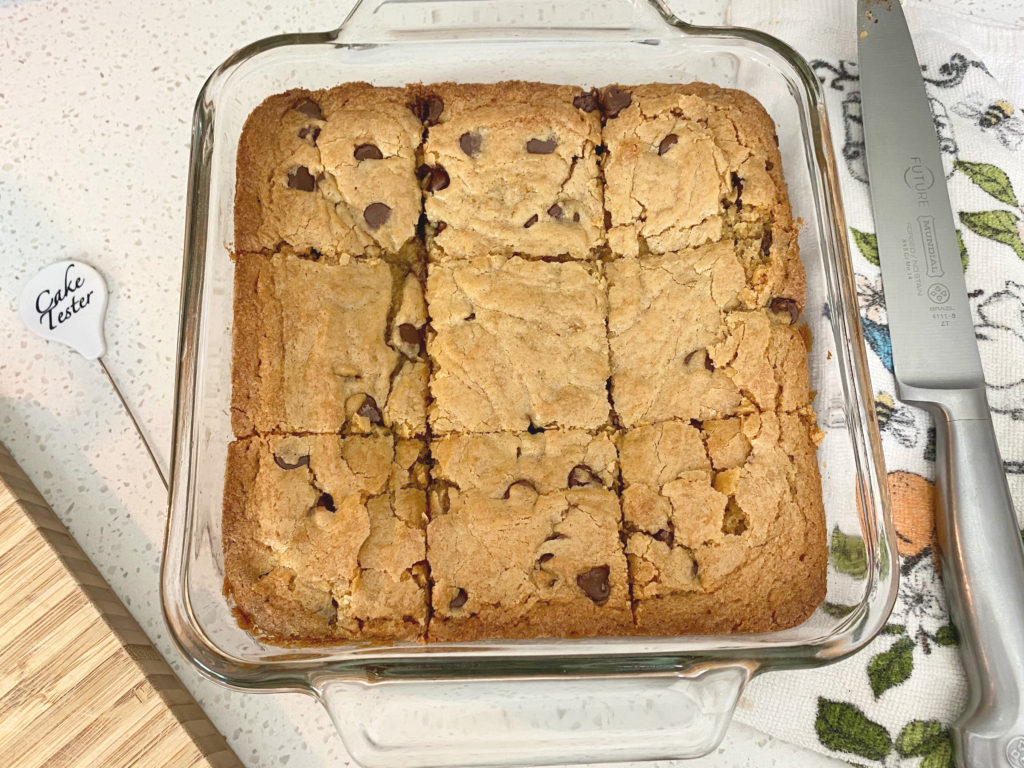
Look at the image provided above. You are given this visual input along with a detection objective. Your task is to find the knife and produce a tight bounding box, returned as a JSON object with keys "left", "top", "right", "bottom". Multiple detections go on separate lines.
{"left": 857, "top": 3, "right": 1024, "bottom": 766}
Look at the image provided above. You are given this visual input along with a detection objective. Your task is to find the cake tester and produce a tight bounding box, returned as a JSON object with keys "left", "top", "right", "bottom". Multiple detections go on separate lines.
{"left": 18, "top": 260, "right": 169, "bottom": 491}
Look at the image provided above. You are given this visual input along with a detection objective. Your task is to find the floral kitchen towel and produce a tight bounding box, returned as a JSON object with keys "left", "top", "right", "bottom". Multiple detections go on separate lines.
{"left": 726, "top": 0, "right": 1024, "bottom": 765}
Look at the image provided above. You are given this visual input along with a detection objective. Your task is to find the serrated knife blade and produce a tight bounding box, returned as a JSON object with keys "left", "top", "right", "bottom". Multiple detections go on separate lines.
{"left": 857, "top": 3, "right": 1024, "bottom": 767}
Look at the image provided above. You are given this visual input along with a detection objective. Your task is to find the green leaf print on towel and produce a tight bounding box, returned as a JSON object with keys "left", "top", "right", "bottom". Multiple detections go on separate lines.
{"left": 960, "top": 209, "right": 1024, "bottom": 261}
{"left": 896, "top": 720, "right": 955, "bottom": 768}
{"left": 852, "top": 227, "right": 880, "bottom": 266}
{"left": 868, "top": 637, "right": 915, "bottom": 697}
{"left": 831, "top": 527, "right": 868, "bottom": 578}
{"left": 815, "top": 698, "right": 892, "bottom": 760}
{"left": 956, "top": 159, "right": 1020, "bottom": 207}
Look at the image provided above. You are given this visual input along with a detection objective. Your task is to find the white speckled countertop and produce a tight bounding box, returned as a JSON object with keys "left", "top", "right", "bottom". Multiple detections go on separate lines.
{"left": 1, "top": 0, "right": 1020, "bottom": 766}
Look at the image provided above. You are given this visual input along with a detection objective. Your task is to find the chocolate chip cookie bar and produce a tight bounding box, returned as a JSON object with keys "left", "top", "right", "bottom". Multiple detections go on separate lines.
{"left": 227, "top": 79, "right": 828, "bottom": 646}
{"left": 607, "top": 242, "right": 811, "bottom": 427}
{"left": 427, "top": 430, "right": 632, "bottom": 640}
{"left": 417, "top": 82, "right": 605, "bottom": 260}
{"left": 618, "top": 412, "right": 826, "bottom": 634}
{"left": 223, "top": 433, "right": 429, "bottom": 643}
{"left": 235, "top": 85, "right": 422, "bottom": 258}
{"left": 426, "top": 255, "right": 612, "bottom": 433}
{"left": 601, "top": 82, "right": 795, "bottom": 258}
{"left": 231, "top": 251, "right": 427, "bottom": 437}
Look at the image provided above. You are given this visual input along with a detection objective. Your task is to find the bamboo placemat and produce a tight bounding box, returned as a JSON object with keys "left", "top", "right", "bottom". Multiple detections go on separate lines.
{"left": 0, "top": 440, "right": 243, "bottom": 768}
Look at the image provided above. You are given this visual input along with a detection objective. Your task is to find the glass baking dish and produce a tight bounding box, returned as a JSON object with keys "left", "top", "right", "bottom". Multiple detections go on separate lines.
{"left": 163, "top": 0, "right": 898, "bottom": 765}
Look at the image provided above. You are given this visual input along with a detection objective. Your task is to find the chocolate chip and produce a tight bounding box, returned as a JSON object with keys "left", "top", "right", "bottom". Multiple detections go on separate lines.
{"left": 538, "top": 552, "right": 555, "bottom": 564}
{"left": 424, "top": 96, "right": 444, "bottom": 125}
{"left": 604, "top": 209, "right": 612, "bottom": 230}
{"left": 692, "top": 560, "right": 700, "bottom": 578}
{"left": 357, "top": 395, "right": 383, "bottom": 425}
{"left": 363, "top": 202, "right": 392, "bottom": 228}
{"left": 653, "top": 528, "right": 674, "bottom": 546}
{"left": 411, "top": 95, "right": 444, "bottom": 126}
{"left": 577, "top": 565, "right": 611, "bottom": 604}
{"left": 704, "top": 353, "right": 715, "bottom": 372}
{"left": 287, "top": 166, "right": 316, "bottom": 191}
{"left": 600, "top": 87, "right": 632, "bottom": 118}
{"left": 426, "top": 165, "right": 450, "bottom": 192}
{"left": 527, "top": 422, "right": 545, "bottom": 434}
{"left": 294, "top": 98, "right": 324, "bottom": 120}
{"left": 435, "top": 221, "right": 448, "bottom": 234}
{"left": 731, "top": 171, "right": 743, "bottom": 210}
{"left": 573, "top": 88, "right": 600, "bottom": 112}
{"left": 658, "top": 133, "right": 678, "bottom": 155}
{"left": 298, "top": 126, "right": 321, "bottom": 144}
{"left": 547, "top": 203, "right": 563, "bottom": 219}
{"left": 526, "top": 137, "right": 557, "bottom": 154}
{"left": 449, "top": 588, "right": 468, "bottom": 610}
{"left": 459, "top": 131, "right": 482, "bottom": 157}
{"left": 398, "top": 323, "right": 424, "bottom": 348}
{"left": 503, "top": 479, "right": 538, "bottom": 499}
{"left": 573, "top": 212, "right": 580, "bottom": 222}
{"left": 316, "top": 493, "right": 336, "bottom": 512}
{"left": 568, "top": 465, "right": 601, "bottom": 488}
{"left": 416, "top": 163, "right": 431, "bottom": 179}
{"left": 684, "top": 349, "right": 699, "bottom": 366}
{"left": 273, "top": 454, "right": 310, "bottom": 470}
{"left": 765, "top": 160, "right": 774, "bottom": 172}
{"left": 463, "top": 311, "right": 475, "bottom": 321}
{"left": 524, "top": 214, "right": 539, "bottom": 228}
{"left": 689, "top": 418, "right": 702, "bottom": 430}
{"left": 354, "top": 143, "right": 383, "bottom": 161}
{"left": 770, "top": 297, "right": 800, "bottom": 325}
{"left": 594, "top": 144, "right": 606, "bottom": 155}
{"left": 307, "top": 248, "right": 323, "bottom": 261}
{"left": 760, "top": 230, "right": 773, "bottom": 259}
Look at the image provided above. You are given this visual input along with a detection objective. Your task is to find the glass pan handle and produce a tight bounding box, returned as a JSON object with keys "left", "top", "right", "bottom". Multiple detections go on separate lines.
{"left": 334, "top": 0, "right": 675, "bottom": 40}
{"left": 315, "top": 664, "right": 751, "bottom": 768}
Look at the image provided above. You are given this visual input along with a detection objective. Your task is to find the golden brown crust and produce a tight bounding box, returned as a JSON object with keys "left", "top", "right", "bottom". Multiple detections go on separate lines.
{"left": 235, "top": 84, "right": 422, "bottom": 257}
{"left": 417, "top": 81, "right": 604, "bottom": 260}
{"left": 223, "top": 434, "right": 429, "bottom": 645}
{"left": 601, "top": 83, "right": 801, "bottom": 291}
{"left": 426, "top": 255, "right": 612, "bottom": 432}
{"left": 621, "top": 411, "right": 826, "bottom": 634}
{"left": 229, "top": 251, "right": 427, "bottom": 438}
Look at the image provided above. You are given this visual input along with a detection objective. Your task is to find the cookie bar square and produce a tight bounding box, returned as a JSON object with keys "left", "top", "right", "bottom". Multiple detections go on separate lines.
{"left": 426, "top": 256, "right": 612, "bottom": 433}
{"left": 618, "top": 413, "right": 826, "bottom": 634}
{"left": 601, "top": 83, "right": 795, "bottom": 257}
{"left": 427, "top": 431, "right": 630, "bottom": 641}
{"left": 231, "top": 252, "right": 428, "bottom": 437}
{"left": 223, "top": 433, "right": 429, "bottom": 643}
{"left": 235, "top": 84, "right": 422, "bottom": 258}
{"left": 607, "top": 243, "right": 811, "bottom": 428}
{"left": 419, "top": 81, "right": 604, "bottom": 260}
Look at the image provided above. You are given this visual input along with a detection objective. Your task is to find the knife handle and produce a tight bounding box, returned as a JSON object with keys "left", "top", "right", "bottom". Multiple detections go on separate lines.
{"left": 931, "top": 403, "right": 1024, "bottom": 768}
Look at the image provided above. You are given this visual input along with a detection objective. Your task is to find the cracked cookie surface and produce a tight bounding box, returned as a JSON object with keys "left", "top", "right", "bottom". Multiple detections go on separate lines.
{"left": 602, "top": 82, "right": 795, "bottom": 257}
{"left": 231, "top": 251, "right": 427, "bottom": 437}
{"left": 426, "top": 255, "right": 612, "bottom": 433}
{"left": 618, "top": 412, "right": 826, "bottom": 634}
{"left": 223, "top": 433, "right": 429, "bottom": 643}
{"left": 234, "top": 85, "right": 422, "bottom": 257}
{"left": 607, "top": 243, "right": 810, "bottom": 427}
{"left": 418, "top": 82, "right": 604, "bottom": 260}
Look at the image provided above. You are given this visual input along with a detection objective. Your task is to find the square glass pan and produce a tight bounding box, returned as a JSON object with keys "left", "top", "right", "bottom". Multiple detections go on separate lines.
{"left": 163, "top": 0, "right": 898, "bottom": 765}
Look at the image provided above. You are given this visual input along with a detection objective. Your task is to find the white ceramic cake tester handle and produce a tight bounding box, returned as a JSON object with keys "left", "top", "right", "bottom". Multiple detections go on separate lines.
{"left": 18, "top": 260, "right": 169, "bottom": 490}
